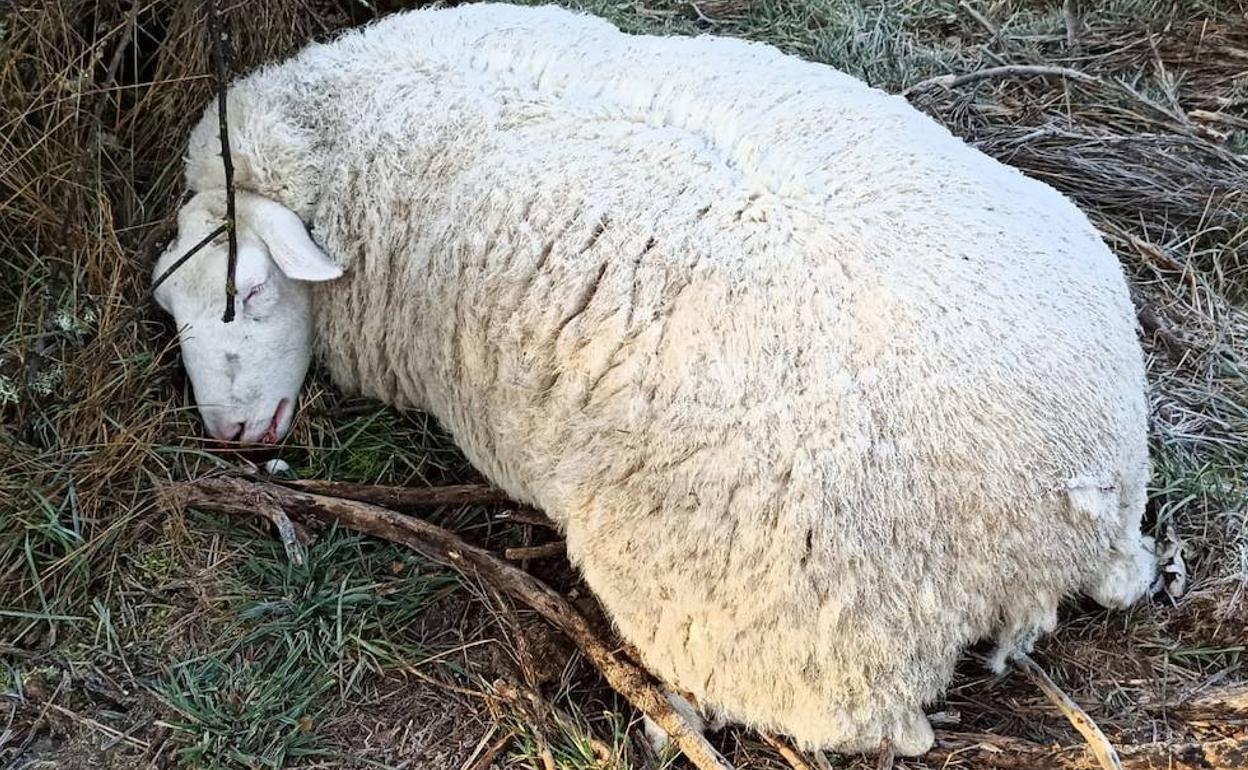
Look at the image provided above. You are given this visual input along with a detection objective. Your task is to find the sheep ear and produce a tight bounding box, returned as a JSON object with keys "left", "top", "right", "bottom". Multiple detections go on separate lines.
{"left": 240, "top": 192, "right": 343, "bottom": 282}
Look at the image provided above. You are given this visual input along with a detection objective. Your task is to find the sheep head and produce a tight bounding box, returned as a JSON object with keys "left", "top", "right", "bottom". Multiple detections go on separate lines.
{"left": 152, "top": 190, "right": 342, "bottom": 444}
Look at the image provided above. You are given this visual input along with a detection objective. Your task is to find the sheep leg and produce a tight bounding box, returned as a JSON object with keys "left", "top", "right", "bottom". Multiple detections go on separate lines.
{"left": 1067, "top": 479, "right": 1156, "bottom": 609}
{"left": 829, "top": 706, "right": 935, "bottom": 758}
{"left": 890, "top": 707, "right": 936, "bottom": 757}
{"left": 1085, "top": 531, "right": 1156, "bottom": 609}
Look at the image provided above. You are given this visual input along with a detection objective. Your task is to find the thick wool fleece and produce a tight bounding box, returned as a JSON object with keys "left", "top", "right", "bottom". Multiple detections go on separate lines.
{"left": 183, "top": 3, "right": 1154, "bottom": 754}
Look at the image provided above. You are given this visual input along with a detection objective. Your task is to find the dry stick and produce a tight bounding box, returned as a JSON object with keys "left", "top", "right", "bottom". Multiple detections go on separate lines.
{"left": 150, "top": 223, "right": 228, "bottom": 293}
{"left": 903, "top": 65, "right": 1100, "bottom": 96}
{"left": 165, "top": 477, "right": 735, "bottom": 770}
{"left": 206, "top": 0, "right": 239, "bottom": 323}
{"left": 496, "top": 508, "right": 559, "bottom": 529}
{"left": 463, "top": 729, "right": 516, "bottom": 770}
{"left": 901, "top": 63, "right": 1204, "bottom": 144}
{"left": 504, "top": 542, "right": 565, "bottom": 561}
{"left": 1013, "top": 653, "right": 1122, "bottom": 770}
{"left": 757, "top": 732, "right": 815, "bottom": 770}
{"left": 42, "top": 702, "right": 150, "bottom": 752}
{"left": 279, "top": 479, "right": 516, "bottom": 510}
{"left": 928, "top": 731, "right": 1248, "bottom": 770}
{"left": 1140, "top": 684, "right": 1248, "bottom": 717}
{"left": 959, "top": 0, "right": 1001, "bottom": 44}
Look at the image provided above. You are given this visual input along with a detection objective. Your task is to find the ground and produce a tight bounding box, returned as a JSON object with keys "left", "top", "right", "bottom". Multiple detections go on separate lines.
{"left": 1, "top": 1, "right": 1246, "bottom": 769}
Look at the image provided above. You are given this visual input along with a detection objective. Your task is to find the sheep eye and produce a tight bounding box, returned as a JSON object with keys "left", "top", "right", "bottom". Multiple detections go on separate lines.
{"left": 243, "top": 283, "right": 266, "bottom": 303}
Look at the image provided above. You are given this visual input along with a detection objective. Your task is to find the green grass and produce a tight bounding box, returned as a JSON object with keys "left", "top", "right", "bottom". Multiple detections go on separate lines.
{"left": 145, "top": 520, "right": 463, "bottom": 767}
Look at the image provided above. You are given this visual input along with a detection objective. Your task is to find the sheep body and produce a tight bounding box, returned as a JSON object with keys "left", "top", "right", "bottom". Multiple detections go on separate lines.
{"left": 183, "top": 4, "right": 1154, "bottom": 753}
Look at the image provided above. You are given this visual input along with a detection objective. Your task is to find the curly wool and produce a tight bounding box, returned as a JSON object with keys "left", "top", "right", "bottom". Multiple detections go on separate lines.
{"left": 183, "top": 3, "right": 1155, "bottom": 754}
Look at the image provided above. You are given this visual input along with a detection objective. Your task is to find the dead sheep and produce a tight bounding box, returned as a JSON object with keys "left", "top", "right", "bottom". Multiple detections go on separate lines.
{"left": 152, "top": 3, "right": 1156, "bottom": 756}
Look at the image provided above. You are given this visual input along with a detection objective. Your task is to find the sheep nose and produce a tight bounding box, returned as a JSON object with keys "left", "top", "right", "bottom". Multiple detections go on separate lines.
{"left": 206, "top": 418, "right": 247, "bottom": 443}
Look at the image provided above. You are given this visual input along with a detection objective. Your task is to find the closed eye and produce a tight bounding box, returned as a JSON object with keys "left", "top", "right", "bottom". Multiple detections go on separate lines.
{"left": 244, "top": 283, "right": 266, "bottom": 303}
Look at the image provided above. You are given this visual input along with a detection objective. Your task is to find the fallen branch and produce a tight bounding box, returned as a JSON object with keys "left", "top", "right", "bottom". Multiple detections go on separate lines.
{"left": 1140, "top": 684, "right": 1248, "bottom": 721}
{"left": 1014, "top": 653, "right": 1121, "bottom": 770}
{"left": 757, "top": 732, "right": 815, "bottom": 770}
{"left": 901, "top": 64, "right": 1206, "bottom": 143}
{"left": 461, "top": 726, "right": 515, "bottom": 770}
{"left": 903, "top": 64, "right": 1100, "bottom": 96}
{"left": 162, "top": 476, "right": 733, "bottom": 770}
{"left": 959, "top": 1, "right": 1002, "bottom": 45}
{"left": 278, "top": 479, "right": 520, "bottom": 511}
{"left": 150, "top": 223, "right": 228, "bottom": 293}
{"left": 929, "top": 731, "right": 1248, "bottom": 770}
{"left": 504, "top": 542, "right": 565, "bottom": 561}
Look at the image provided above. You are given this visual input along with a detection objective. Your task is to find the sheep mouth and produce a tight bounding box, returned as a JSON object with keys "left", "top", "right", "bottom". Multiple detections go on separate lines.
{"left": 261, "top": 398, "right": 290, "bottom": 444}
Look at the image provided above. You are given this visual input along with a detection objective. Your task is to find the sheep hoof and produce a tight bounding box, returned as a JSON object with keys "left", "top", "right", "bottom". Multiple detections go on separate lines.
{"left": 1087, "top": 533, "right": 1156, "bottom": 609}
{"left": 891, "top": 708, "right": 935, "bottom": 757}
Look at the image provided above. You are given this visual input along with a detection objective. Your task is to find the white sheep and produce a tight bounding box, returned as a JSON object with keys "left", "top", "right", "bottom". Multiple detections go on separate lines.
{"left": 152, "top": 3, "right": 1156, "bottom": 756}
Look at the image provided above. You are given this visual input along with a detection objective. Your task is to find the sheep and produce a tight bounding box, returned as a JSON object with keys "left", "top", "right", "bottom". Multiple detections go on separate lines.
{"left": 151, "top": 3, "right": 1157, "bottom": 756}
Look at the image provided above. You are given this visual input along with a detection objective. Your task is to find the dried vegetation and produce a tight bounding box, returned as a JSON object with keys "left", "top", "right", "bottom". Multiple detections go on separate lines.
{"left": 1, "top": 1, "right": 1245, "bottom": 768}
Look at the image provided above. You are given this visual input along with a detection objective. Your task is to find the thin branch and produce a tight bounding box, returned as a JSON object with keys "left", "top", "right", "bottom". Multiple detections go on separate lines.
{"left": 462, "top": 728, "right": 516, "bottom": 770}
{"left": 504, "top": 542, "right": 565, "bottom": 561}
{"left": 901, "top": 64, "right": 1203, "bottom": 142}
{"left": 757, "top": 732, "right": 815, "bottom": 770}
{"left": 903, "top": 65, "right": 1100, "bottom": 96}
{"left": 278, "top": 479, "right": 518, "bottom": 510}
{"left": 206, "top": 0, "right": 239, "bottom": 323}
{"left": 1013, "top": 653, "right": 1122, "bottom": 770}
{"left": 959, "top": 1, "right": 1001, "bottom": 45}
{"left": 496, "top": 508, "right": 559, "bottom": 528}
{"left": 41, "top": 703, "right": 150, "bottom": 751}
{"left": 929, "top": 731, "right": 1248, "bottom": 770}
{"left": 150, "top": 223, "right": 227, "bottom": 293}
{"left": 162, "top": 476, "right": 735, "bottom": 770}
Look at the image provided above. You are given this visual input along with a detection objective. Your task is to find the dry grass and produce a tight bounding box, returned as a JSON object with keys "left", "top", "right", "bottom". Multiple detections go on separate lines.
{"left": 1, "top": 1, "right": 1246, "bottom": 768}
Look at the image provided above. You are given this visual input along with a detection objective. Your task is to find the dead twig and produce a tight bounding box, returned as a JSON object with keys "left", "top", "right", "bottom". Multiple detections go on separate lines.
{"left": 460, "top": 725, "right": 515, "bottom": 770}
{"left": 43, "top": 702, "right": 150, "bottom": 752}
{"left": 903, "top": 63, "right": 1207, "bottom": 143}
{"left": 279, "top": 479, "right": 519, "bottom": 510}
{"left": 1013, "top": 653, "right": 1122, "bottom": 770}
{"left": 959, "top": 1, "right": 1001, "bottom": 45}
{"left": 758, "top": 732, "right": 814, "bottom": 770}
{"left": 206, "top": 0, "right": 239, "bottom": 323}
{"left": 1139, "top": 684, "right": 1248, "bottom": 719}
{"left": 164, "top": 476, "right": 734, "bottom": 770}
{"left": 929, "top": 731, "right": 1248, "bottom": 770}
{"left": 151, "top": 224, "right": 228, "bottom": 293}
{"left": 903, "top": 65, "right": 1100, "bottom": 96}
{"left": 504, "top": 542, "right": 565, "bottom": 561}
{"left": 497, "top": 508, "right": 560, "bottom": 528}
